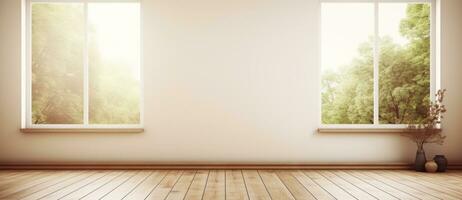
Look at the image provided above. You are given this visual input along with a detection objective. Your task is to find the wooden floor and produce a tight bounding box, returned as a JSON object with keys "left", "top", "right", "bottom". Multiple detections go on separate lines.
{"left": 0, "top": 170, "right": 461, "bottom": 200}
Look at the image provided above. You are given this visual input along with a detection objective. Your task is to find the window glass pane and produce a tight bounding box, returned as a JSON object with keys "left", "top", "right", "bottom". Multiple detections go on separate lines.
{"left": 88, "top": 3, "right": 141, "bottom": 124}
{"left": 321, "top": 3, "right": 374, "bottom": 124}
{"left": 378, "top": 3, "right": 430, "bottom": 124}
{"left": 31, "top": 3, "right": 84, "bottom": 124}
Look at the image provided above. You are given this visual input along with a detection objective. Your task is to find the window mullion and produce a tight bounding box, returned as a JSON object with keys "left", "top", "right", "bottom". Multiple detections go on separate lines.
{"left": 430, "top": 0, "right": 437, "bottom": 102}
{"left": 26, "top": 0, "right": 32, "bottom": 127}
{"left": 373, "top": 1, "right": 379, "bottom": 125}
{"left": 83, "top": 2, "right": 89, "bottom": 126}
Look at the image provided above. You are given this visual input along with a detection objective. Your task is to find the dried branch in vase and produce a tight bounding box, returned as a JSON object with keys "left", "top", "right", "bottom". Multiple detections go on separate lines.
{"left": 402, "top": 89, "right": 447, "bottom": 151}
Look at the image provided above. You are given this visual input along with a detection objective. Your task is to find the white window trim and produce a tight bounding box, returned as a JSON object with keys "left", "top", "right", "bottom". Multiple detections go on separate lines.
{"left": 21, "top": 0, "right": 144, "bottom": 133}
{"left": 318, "top": 0, "right": 440, "bottom": 133}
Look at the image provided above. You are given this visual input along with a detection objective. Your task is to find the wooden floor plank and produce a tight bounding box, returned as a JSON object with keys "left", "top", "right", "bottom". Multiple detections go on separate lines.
{"left": 225, "top": 170, "right": 249, "bottom": 200}
{"left": 60, "top": 171, "right": 124, "bottom": 200}
{"left": 145, "top": 170, "right": 183, "bottom": 200}
{"left": 331, "top": 170, "right": 398, "bottom": 200}
{"left": 202, "top": 170, "right": 226, "bottom": 200}
{"left": 433, "top": 171, "right": 462, "bottom": 184}
{"left": 0, "top": 171, "right": 68, "bottom": 199}
{"left": 242, "top": 170, "right": 271, "bottom": 200}
{"left": 21, "top": 171, "right": 95, "bottom": 200}
{"left": 258, "top": 170, "right": 295, "bottom": 200}
{"left": 0, "top": 171, "right": 38, "bottom": 183}
{"left": 398, "top": 170, "right": 462, "bottom": 191}
{"left": 0, "top": 171, "right": 83, "bottom": 199}
{"left": 413, "top": 171, "right": 462, "bottom": 186}
{"left": 183, "top": 170, "right": 209, "bottom": 200}
{"left": 165, "top": 170, "right": 197, "bottom": 200}
{"left": 123, "top": 170, "right": 168, "bottom": 200}
{"left": 100, "top": 170, "right": 152, "bottom": 200}
{"left": 80, "top": 170, "right": 139, "bottom": 200}
{"left": 0, "top": 171, "right": 21, "bottom": 178}
{"left": 303, "top": 170, "right": 356, "bottom": 200}
{"left": 291, "top": 170, "right": 335, "bottom": 200}
{"left": 317, "top": 170, "right": 376, "bottom": 200}
{"left": 445, "top": 170, "right": 462, "bottom": 178}
{"left": 0, "top": 169, "right": 461, "bottom": 200}
{"left": 0, "top": 171, "right": 49, "bottom": 191}
{"left": 37, "top": 171, "right": 108, "bottom": 200}
{"left": 380, "top": 170, "right": 462, "bottom": 199}
{"left": 349, "top": 170, "right": 434, "bottom": 200}
{"left": 276, "top": 170, "right": 315, "bottom": 200}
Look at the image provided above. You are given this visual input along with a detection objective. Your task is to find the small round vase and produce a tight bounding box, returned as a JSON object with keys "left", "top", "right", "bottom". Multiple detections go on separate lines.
{"left": 433, "top": 155, "right": 448, "bottom": 172}
{"left": 425, "top": 160, "right": 438, "bottom": 173}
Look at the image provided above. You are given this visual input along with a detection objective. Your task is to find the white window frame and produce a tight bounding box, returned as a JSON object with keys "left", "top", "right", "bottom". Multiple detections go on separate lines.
{"left": 318, "top": 0, "right": 439, "bottom": 132}
{"left": 21, "top": 0, "right": 144, "bottom": 133}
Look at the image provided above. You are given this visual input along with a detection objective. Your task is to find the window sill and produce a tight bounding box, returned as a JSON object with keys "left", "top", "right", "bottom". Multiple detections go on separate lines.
{"left": 20, "top": 128, "right": 144, "bottom": 133}
{"left": 317, "top": 127, "right": 408, "bottom": 133}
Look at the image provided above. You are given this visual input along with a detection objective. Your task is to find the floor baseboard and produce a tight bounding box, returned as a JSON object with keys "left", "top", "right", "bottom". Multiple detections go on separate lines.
{"left": 1, "top": 163, "right": 460, "bottom": 170}
{"left": 0, "top": 163, "right": 412, "bottom": 170}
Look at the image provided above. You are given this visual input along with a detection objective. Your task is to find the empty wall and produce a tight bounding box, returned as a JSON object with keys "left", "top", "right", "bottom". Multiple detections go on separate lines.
{"left": 1, "top": 0, "right": 461, "bottom": 164}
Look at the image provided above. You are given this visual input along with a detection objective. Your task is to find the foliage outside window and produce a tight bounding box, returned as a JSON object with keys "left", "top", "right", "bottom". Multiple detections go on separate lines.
{"left": 321, "top": 2, "right": 433, "bottom": 125}
{"left": 29, "top": 1, "right": 141, "bottom": 127}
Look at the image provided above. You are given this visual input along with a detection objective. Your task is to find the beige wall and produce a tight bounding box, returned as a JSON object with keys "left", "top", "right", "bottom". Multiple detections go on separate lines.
{"left": 0, "top": 0, "right": 461, "bottom": 164}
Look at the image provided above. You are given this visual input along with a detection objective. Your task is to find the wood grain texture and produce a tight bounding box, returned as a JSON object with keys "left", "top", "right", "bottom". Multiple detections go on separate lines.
{"left": 303, "top": 170, "right": 356, "bottom": 200}
{"left": 225, "top": 170, "right": 249, "bottom": 200}
{"left": 0, "top": 169, "right": 461, "bottom": 200}
{"left": 276, "top": 170, "right": 315, "bottom": 200}
{"left": 123, "top": 170, "right": 168, "bottom": 200}
{"left": 184, "top": 170, "right": 209, "bottom": 200}
{"left": 0, "top": 171, "right": 82, "bottom": 199}
{"left": 291, "top": 170, "right": 335, "bottom": 199}
{"left": 80, "top": 170, "right": 138, "bottom": 200}
{"left": 100, "top": 170, "right": 152, "bottom": 200}
{"left": 145, "top": 170, "right": 183, "bottom": 200}
{"left": 330, "top": 170, "right": 398, "bottom": 200}
{"left": 316, "top": 170, "right": 376, "bottom": 200}
{"left": 60, "top": 171, "right": 124, "bottom": 200}
{"left": 165, "top": 170, "right": 196, "bottom": 200}
{"left": 202, "top": 170, "right": 225, "bottom": 200}
{"left": 357, "top": 170, "right": 435, "bottom": 200}
{"left": 242, "top": 170, "right": 271, "bottom": 200}
{"left": 258, "top": 170, "right": 295, "bottom": 200}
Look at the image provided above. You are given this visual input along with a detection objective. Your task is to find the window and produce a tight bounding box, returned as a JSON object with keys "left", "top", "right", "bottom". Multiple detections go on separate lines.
{"left": 25, "top": 0, "right": 141, "bottom": 129}
{"left": 321, "top": 0, "right": 435, "bottom": 127}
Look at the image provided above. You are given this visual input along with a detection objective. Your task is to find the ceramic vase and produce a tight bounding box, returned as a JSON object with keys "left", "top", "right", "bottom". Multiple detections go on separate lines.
{"left": 433, "top": 155, "right": 448, "bottom": 172}
{"left": 425, "top": 160, "right": 438, "bottom": 173}
{"left": 415, "top": 148, "right": 427, "bottom": 172}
